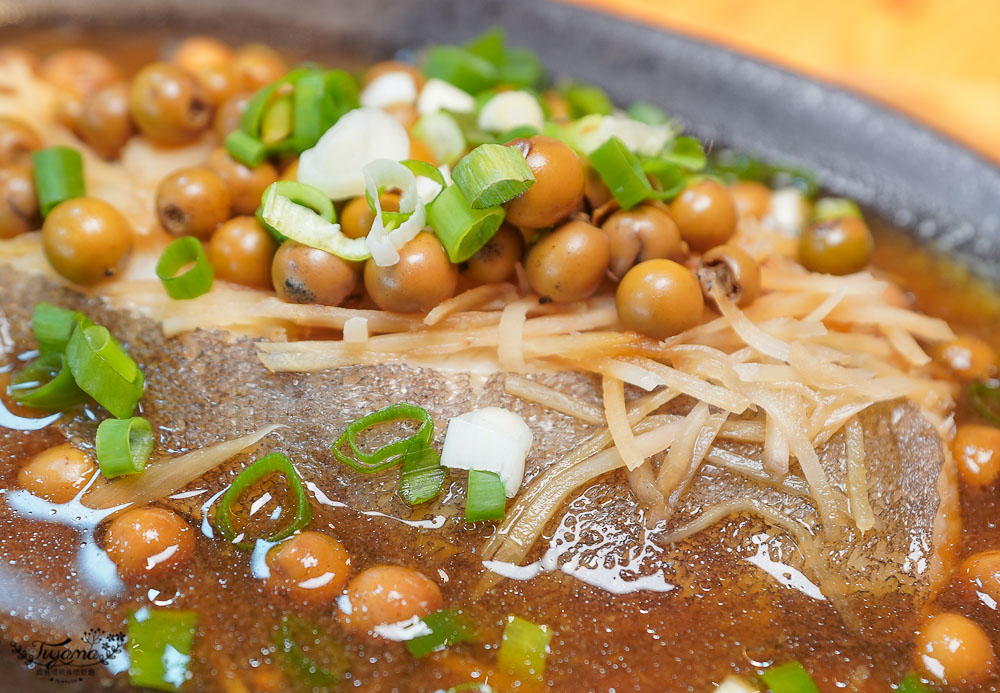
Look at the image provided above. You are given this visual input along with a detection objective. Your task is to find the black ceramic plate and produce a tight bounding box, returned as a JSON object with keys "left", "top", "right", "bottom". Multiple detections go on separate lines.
{"left": 3, "top": 0, "right": 999, "bottom": 279}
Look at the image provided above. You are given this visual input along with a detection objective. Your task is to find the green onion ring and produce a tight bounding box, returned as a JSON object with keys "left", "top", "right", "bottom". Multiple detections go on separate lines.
{"left": 214, "top": 452, "right": 312, "bottom": 551}
{"left": 95, "top": 416, "right": 155, "bottom": 479}
{"left": 464, "top": 469, "right": 506, "bottom": 522}
{"left": 9, "top": 352, "right": 89, "bottom": 412}
{"left": 452, "top": 143, "right": 535, "bottom": 209}
{"left": 65, "top": 323, "right": 144, "bottom": 419}
{"left": 400, "top": 159, "right": 446, "bottom": 188}
{"left": 31, "top": 146, "right": 85, "bottom": 216}
{"left": 405, "top": 609, "right": 477, "bottom": 658}
{"left": 224, "top": 129, "right": 267, "bottom": 168}
{"left": 589, "top": 136, "right": 656, "bottom": 210}
{"left": 332, "top": 403, "right": 434, "bottom": 473}
{"left": 398, "top": 438, "right": 446, "bottom": 506}
{"left": 426, "top": 185, "right": 505, "bottom": 263}
{"left": 155, "top": 237, "right": 214, "bottom": 300}
{"left": 273, "top": 614, "right": 347, "bottom": 689}
{"left": 31, "top": 302, "right": 87, "bottom": 354}
{"left": 497, "top": 615, "right": 552, "bottom": 681}
{"left": 970, "top": 381, "right": 1000, "bottom": 427}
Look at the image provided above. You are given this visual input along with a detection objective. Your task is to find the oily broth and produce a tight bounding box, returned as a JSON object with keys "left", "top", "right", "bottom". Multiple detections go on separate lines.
{"left": 0, "top": 32, "right": 998, "bottom": 693}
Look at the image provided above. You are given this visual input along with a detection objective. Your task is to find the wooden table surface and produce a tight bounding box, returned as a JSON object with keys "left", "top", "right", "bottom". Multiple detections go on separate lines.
{"left": 565, "top": 0, "right": 1000, "bottom": 165}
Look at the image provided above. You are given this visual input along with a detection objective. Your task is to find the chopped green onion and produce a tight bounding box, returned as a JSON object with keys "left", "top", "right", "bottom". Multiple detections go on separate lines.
{"left": 273, "top": 615, "right": 348, "bottom": 689}
{"left": 590, "top": 136, "right": 655, "bottom": 210}
{"left": 627, "top": 101, "right": 669, "bottom": 125}
{"left": 662, "top": 136, "right": 707, "bottom": 171}
{"left": 400, "top": 159, "right": 446, "bottom": 189}
{"left": 498, "top": 48, "right": 545, "bottom": 90}
{"left": 32, "top": 146, "right": 85, "bottom": 216}
{"left": 225, "top": 129, "right": 267, "bottom": 167}
{"left": 813, "top": 197, "right": 862, "bottom": 222}
{"left": 265, "top": 181, "right": 335, "bottom": 222}
{"left": 31, "top": 302, "right": 86, "bottom": 354}
{"left": 65, "top": 323, "right": 144, "bottom": 419}
{"left": 215, "top": 452, "right": 312, "bottom": 551}
{"left": 895, "top": 673, "right": 934, "bottom": 693}
{"left": 424, "top": 45, "right": 498, "bottom": 94}
{"left": 261, "top": 93, "right": 293, "bottom": 145}
{"left": 970, "top": 381, "right": 1000, "bottom": 427}
{"left": 155, "top": 237, "right": 214, "bottom": 300}
{"left": 96, "top": 415, "right": 154, "bottom": 479}
{"left": 398, "top": 438, "right": 446, "bottom": 506}
{"left": 465, "top": 469, "right": 506, "bottom": 522}
{"left": 453, "top": 143, "right": 535, "bottom": 209}
{"left": 127, "top": 607, "right": 198, "bottom": 691}
{"left": 405, "top": 609, "right": 476, "bottom": 658}
{"left": 464, "top": 28, "right": 506, "bottom": 65}
{"left": 641, "top": 159, "right": 686, "bottom": 199}
{"left": 564, "top": 83, "right": 613, "bottom": 118}
{"left": 9, "top": 352, "right": 89, "bottom": 411}
{"left": 238, "top": 66, "right": 311, "bottom": 137}
{"left": 427, "top": 184, "right": 505, "bottom": 263}
{"left": 758, "top": 660, "right": 820, "bottom": 693}
{"left": 291, "top": 71, "right": 327, "bottom": 153}
{"left": 260, "top": 182, "right": 370, "bottom": 261}
{"left": 332, "top": 403, "right": 434, "bottom": 473}
{"left": 412, "top": 112, "right": 467, "bottom": 167}
{"left": 499, "top": 125, "right": 539, "bottom": 142}
{"left": 497, "top": 615, "right": 552, "bottom": 681}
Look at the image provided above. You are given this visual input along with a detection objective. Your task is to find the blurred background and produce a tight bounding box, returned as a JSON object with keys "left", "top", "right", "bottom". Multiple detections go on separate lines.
{"left": 567, "top": 0, "right": 1000, "bottom": 163}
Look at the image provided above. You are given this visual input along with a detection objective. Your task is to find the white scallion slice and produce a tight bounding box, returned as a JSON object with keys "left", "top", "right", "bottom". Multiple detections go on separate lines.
{"left": 411, "top": 112, "right": 466, "bottom": 166}
{"left": 767, "top": 188, "right": 810, "bottom": 236}
{"left": 568, "top": 114, "right": 675, "bottom": 156}
{"left": 260, "top": 185, "right": 370, "bottom": 261}
{"left": 440, "top": 407, "right": 533, "bottom": 497}
{"left": 477, "top": 90, "right": 545, "bottom": 133}
{"left": 362, "top": 159, "right": 429, "bottom": 266}
{"left": 417, "top": 78, "right": 476, "bottom": 115}
{"left": 360, "top": 71, "right": 418, "bottom": 109}
{"left": 297, "top": 107, "right": 410, "bottom": 200}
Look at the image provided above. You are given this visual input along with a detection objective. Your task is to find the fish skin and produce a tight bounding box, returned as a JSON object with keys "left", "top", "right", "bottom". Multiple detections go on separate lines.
{"left": 0, "top": 270, "right": 960, "bottom": 690}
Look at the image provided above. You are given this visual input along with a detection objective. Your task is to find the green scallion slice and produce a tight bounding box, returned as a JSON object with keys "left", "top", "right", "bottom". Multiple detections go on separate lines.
{"left": 452, "top": 143, "right": 535, "bottom": 209}
{"left": 498, "top": 48, "right": 545, "bottom": 90}
{"left": 464, "top": 28, "right": 506, "bottom": 66}
{"left": 332, "top": 403, "right": 434, "bottom": 474}
{"left": 398, "top": 438, "right": 446, "bottom": 506}
{"left": 400, "top": 159, "right": 446, "bottom": 188}
{"left": 260, "top": 182, "right": 370, "bottom": 261}
{"left": 758, "top": 660, "right": 820, "bottom": 693}
{"left": 423, "top": 45, "right": 498, "bottom": 94}
{"left": 273, "top": 615, "right": 348, "bottom": 690}
{"left": 127, "top": 607, "right": 198, "bottom": 692}
{"left": 238, "top": 66, "right": 312, "bottom": 137}
{"left": 970, "top": 381, "right": 1000, "bottom": 427}
{"left": 564, "top": 83, "right": 613, "bottom": 118}
{"left": 813, "top": 197, "right": 863, "bottom": 222}
{"left": 214, "top": 452, "right": 312, "bottom": 551}
{"left": 412, "top": 112, "right": 467, "bottom": 167}
{"left": 626, "top": 101, "right": 669, "bottom": 125}
{"left": 32, "top": 146, "right": 85, "bottom": 216}
{"left": 96, "top": 415, "right": 155, "bottom": 479}
{"left": 31, "top": 302, "right": 87, "bottom": 354}
{"left": 662, "top": 136, "right": 707, "bottom": 171}
{"left": 589, "top": 136, "right": 655, "bottom": 210}
{"left": 427, "top": 185, "right": 505, "bottom": 263}
{"left": 896, "top": 673, "right": 934, "bottom": 693}
{"left": 291, "top": 71, "right": 327, "bottom": 153}
{"left": 404, "top": 609, "right": 476, "bottom": 658}
{"left": 225, "top": 129, "right": 267, "bottom": 168}
{"left": 640, "top": 158, "right": 686, "bottom": 200}
{"left": 261, "top": 92, "right": 293, "bottom": 145}
{"left": 497, "top": 615, "right": 552, "bottom": 681}
{"left": 65, "top": 323, "right": 144, "bottom": 419}
{"left": 156, "top": 237, "right": 214, "bottom": 300}
{"left": 498, "top": 125, "right": 539, "bottom": 143}
{"left": 464, "top": 469, "right": 506, "bottom": 522}
{"left": 9, "top": 352, "right": 89, "bottom": 411}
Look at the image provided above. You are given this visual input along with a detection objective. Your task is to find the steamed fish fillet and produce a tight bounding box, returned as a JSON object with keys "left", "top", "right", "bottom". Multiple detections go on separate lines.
{"left": 0, "top": 271, "right": 959, "bottom": 689}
